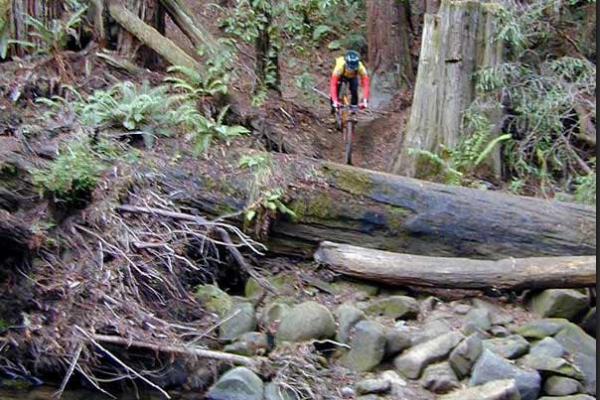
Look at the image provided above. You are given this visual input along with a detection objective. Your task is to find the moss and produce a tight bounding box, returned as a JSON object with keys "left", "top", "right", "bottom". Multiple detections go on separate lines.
{"left": 290, "top": 193, "right": 337, "bottom": 221}
{"left": 0, "top": 0, "right": 9, "bottom": 33}
{"left": 195, "top": 284, "right": 233, "bottom": 317}
{"left": 385, "top": 206, "right": 411, "bottom": 233}
{"left": 323, "top": 164, "right": 374, "bottom": 195}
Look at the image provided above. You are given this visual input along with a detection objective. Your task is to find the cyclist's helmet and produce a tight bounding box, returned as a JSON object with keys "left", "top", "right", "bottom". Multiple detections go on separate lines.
{"left": 345, "top": 50, "right": 360, "bottom": 71}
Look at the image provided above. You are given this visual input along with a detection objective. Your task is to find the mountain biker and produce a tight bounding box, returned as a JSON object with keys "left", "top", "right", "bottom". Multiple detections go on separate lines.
{"left": 330, "top": 50, "right": 370, "bottom": 113}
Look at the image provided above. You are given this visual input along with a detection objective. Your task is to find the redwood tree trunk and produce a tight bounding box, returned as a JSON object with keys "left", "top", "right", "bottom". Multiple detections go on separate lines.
{"left": 367, "top": 0, "right": 414, "bottom": 107}
{"left": 391, "top": 1, "right": 504, "bottom": 178}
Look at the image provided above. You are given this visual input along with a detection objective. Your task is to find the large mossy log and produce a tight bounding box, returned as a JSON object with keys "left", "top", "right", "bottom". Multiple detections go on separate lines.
{"left": 161, "top": 155, "right": 595, "bottom": 259}
{"left": 315, "top": 241, "right": 596, "bottom": 290}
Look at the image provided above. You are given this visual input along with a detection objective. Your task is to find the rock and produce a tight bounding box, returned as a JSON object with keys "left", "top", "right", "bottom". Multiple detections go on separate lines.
{"left": 265, "top": 382, "right": 298, "bottom": 400}
{"left": 355, "top": 378, "right": 391, "bottom": 395}
{"left": 341, "top": 320, "right": 386, "bottom": 372}
{"left": 470, "top": 349, "right": 541, "bottom": 400}
{"left": 544, "top": 376, "right": 583, "bottom": 396}
{"left": 520, "top": 354, "right": 584, "bottom": 380}
{"left": 365, "top": 296, "right": 419, "bottom": 320}
{"left": 196, "top": 284, "right": 233, "bottom": 317}
{"left": 490, "top": 325, "right": 511, "bottom": 337}
{"left": 449, "top": 333, "right": 483, "bottom": 378}
{"left": 356, "top": 396, "right": 381, "bottom": 400}
{"left": 259, "top": 301, "right": 292, "bottom": 328}
{"left": 394, "top": 331, "right": 464, "bottom": 379}
{"left": 419, "top": 296, "right": 440, "bottom": 314}
{"left": 482, "top": 335, "right": 529, "bottom": 359}
{"left": 206, "top": 367, "right": 264, "bottom": 400}
{"left": 335, "top": 303, "right": 365, "bottom": 344}
{"left": 537, "top": 396, "right": 594, "bottom": 400}
{"left": 220, "top": 302, "right": 257, "bottom": 341}
{"left": 275, "top": 301, "right": 335, "bottom": 344}
{"left": 332, "top": 280, "right": 380, "bottom": 299}
{"left": 439, "top": 379, "right": 521, "bottom": 400}
{"left": 463, "top": 308, "right": 492, "bottom": 334}
{"left": 384, "top": 327, "right": 412, "bottom": 357}
{"left": 411, "top": 318, "right": 453, "bottom": 345}
{"left": 223, "top": 332, "right": 269, "bottom": 356}
{"left": 530, "top": 337, "right": 566, "bottom": 358}
{"left": 453, "top": 303, "right": 472, "bottom": 315}
{"left": 380, "top": 370, "right": 407, "bottom": 395}
{"left": 472, "top": 299, "right": 514, "bottom": 325}
{"left": 515, "top": 318, "right": 570, "bottom": 340}
{"left": 420, "top": 362, "right": 459, "bottom": 394}
{"left": 553, "top": 323, "right": 596, "bottom": 395}
{"left": 340, "top": 386, "right": 355, "bottom": 398}
{"left": 530, "top": 289, "right": 589, "bottom": 321}
{"left": 579, "top": 307, "right": 596, "bottom": 338}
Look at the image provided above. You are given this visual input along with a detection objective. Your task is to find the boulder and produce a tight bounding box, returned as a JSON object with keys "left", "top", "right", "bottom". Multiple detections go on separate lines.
{"left": 220, "top": 302, "right": 257, "bottom": 341}
{"left": 553, "top": 323, "right": 596, "bottom": 395}
{"left": 275, "top": 301, "right": 336, "bottom": 344}
{"left": 537, "top": 396, "right": 595, "bottom": 400}
{"left": 331, "top": 280, "right": 380, "bottom": 299}
{"left": 223, "top": 332, "right": 269, "bottom": 356}
{"left": 439, "top": 379, "right": 521, "bottom": 400}
{"left": 380, "top": 370, "right": 408, "bottom": 396}
{"left": 482, "top": 335, "right": 529, "bottom": 359}
{"left": 579, "top": 307, "right": 596, "bottom": 338}
{"left": 206, "top": 367, "right": 264, "bottom": 400}
{"left": 411, "top": 318, "right": 453, "bottom": 345}
{"left": 335, "top": 303, "right": 365, "bottom": 344}
{"left": 543, "top": 376, "right": 583, "bottom": 396}
{"left": 472, "top": 299, "right": 514, "bottom": 325}
{"left": 530, "top": 290, "right": 589, "bottom": 321}
{"left": 520, "top": 354, "right": 584, "bottom": 380}
{"left": 420, "top": 362, "right": 460, "bottom": 394}
{"left": 490, "top": 325, "right": 511, "bottom": 337}
{"left": 463, "top": 308, "right": 492, "bottom": 334}
{"left": 515, "top": 318, "right": 570, "bottom": 340}
{"left": 364, "top": 296, "right": 419, "bottom": 320}
{"left": 470, "top": 349, "right": 541, "bottom": 400}
{"left": 341, "top": 320, "right": 387, "bottom": 372}
{"left": 394, "top": 331, "right": 464, "bottom": 379}
{"left": 384, "top": 327, "right": 412, "bottom": 357}
{"left": 196, "top": 284, "right": 233, "bottom": 317}
{"left": 259, "top": 301, "right": 292, "bottom": 329}
{"left": 530, "top": 337, "right": 566, "bottom": 358}
{"left": 449, "top": 333, "right": 483, "bottom": 378}
{"left": 355, "top": 378, "right": 391, "bottom": 395}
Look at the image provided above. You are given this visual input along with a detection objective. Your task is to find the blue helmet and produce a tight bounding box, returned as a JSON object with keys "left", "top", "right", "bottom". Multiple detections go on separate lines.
{"left": 345, "top": 50, "right": 360, "bottom": 71}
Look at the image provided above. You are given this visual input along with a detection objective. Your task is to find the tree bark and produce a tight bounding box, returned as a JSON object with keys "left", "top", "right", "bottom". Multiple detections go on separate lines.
{"left": 315, "top": 241, "right": 596, "bottom": 290}
{"left": 254, "top": 5, "right": 280, "bottom": 93}
{"left": 367, "top": 0, "right": 414, "bottom": 107}
{"left": 108, "top": 1, "right": 198, "bottom": 69}
{"left": 158, "top": 0, "right": 219, "bottom": 54}
{"left": 391, "top": 1, "right": 504, "bottom": 178}
{"left": 159, "top": 155, "right": 595, "bottom": 259}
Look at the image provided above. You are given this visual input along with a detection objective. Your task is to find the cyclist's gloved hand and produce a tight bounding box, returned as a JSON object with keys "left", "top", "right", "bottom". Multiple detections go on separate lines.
{"left": 333, "top": 100, "right": 341, "bottom": 109}
{"left": 360, "top": 99, "right": 368, "bottom": 110}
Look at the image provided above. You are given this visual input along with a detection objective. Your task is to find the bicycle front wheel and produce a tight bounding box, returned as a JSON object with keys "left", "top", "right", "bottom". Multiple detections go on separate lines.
{"left": 344, "top": 121, "right": 353, "bottom": 165}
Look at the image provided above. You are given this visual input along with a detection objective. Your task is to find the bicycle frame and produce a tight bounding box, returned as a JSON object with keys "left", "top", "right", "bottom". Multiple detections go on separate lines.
{"left": 335, "top": 82, "right": 359, "bottom": 165}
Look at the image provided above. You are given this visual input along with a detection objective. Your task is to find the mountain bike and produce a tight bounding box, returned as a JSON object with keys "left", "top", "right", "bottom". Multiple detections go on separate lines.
{"left": 334, "top": 82, "right": 358, "bottom": 165}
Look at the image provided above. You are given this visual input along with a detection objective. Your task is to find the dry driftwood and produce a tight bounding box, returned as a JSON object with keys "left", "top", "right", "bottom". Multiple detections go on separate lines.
{"left": 108, "top": 1, "right": 198, "bottom": 69}
{"left": 161, "top": 155, "right": 596, "bottom": 259}
{"left": 315, "top": 241, "right": 597, "bottom": 290}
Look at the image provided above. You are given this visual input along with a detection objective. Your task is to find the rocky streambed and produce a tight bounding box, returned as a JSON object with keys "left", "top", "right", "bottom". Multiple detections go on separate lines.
{"left": 193, "top": 265, "right": 596, "bottom": 400}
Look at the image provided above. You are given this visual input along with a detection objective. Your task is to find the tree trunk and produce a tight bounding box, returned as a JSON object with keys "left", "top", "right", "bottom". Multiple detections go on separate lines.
{"left": 108, "top": 1, "right": 198, "bottom": 69}
{"left": 315, "top": 241, "right": 596, "bottom": 290}
{"left": 391, "top": 1, "right": 504, "bottom": 178}
{"left": 160, "top": 155, "right": 595, "bottom": 259}
{"left": 367, "top": 0, "right": 414, "bottom": 107}
{"left": 158, "top": 0, "right": 219, "bottom": 54}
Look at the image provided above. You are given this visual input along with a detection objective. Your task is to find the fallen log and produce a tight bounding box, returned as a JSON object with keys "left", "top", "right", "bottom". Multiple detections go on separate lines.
{"left": 108, "top": 1, "right": 199, "bottom": 69}
{"left": 314, "top": 241, "right": 596, "bottom": 290}
{"left": 160, "top": 154, "right": 595, "bottom": 259}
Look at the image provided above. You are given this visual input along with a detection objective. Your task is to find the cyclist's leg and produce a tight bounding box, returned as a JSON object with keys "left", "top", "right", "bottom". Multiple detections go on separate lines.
{"left": 349, "top": 76, "right": 359, "bottom": 107}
